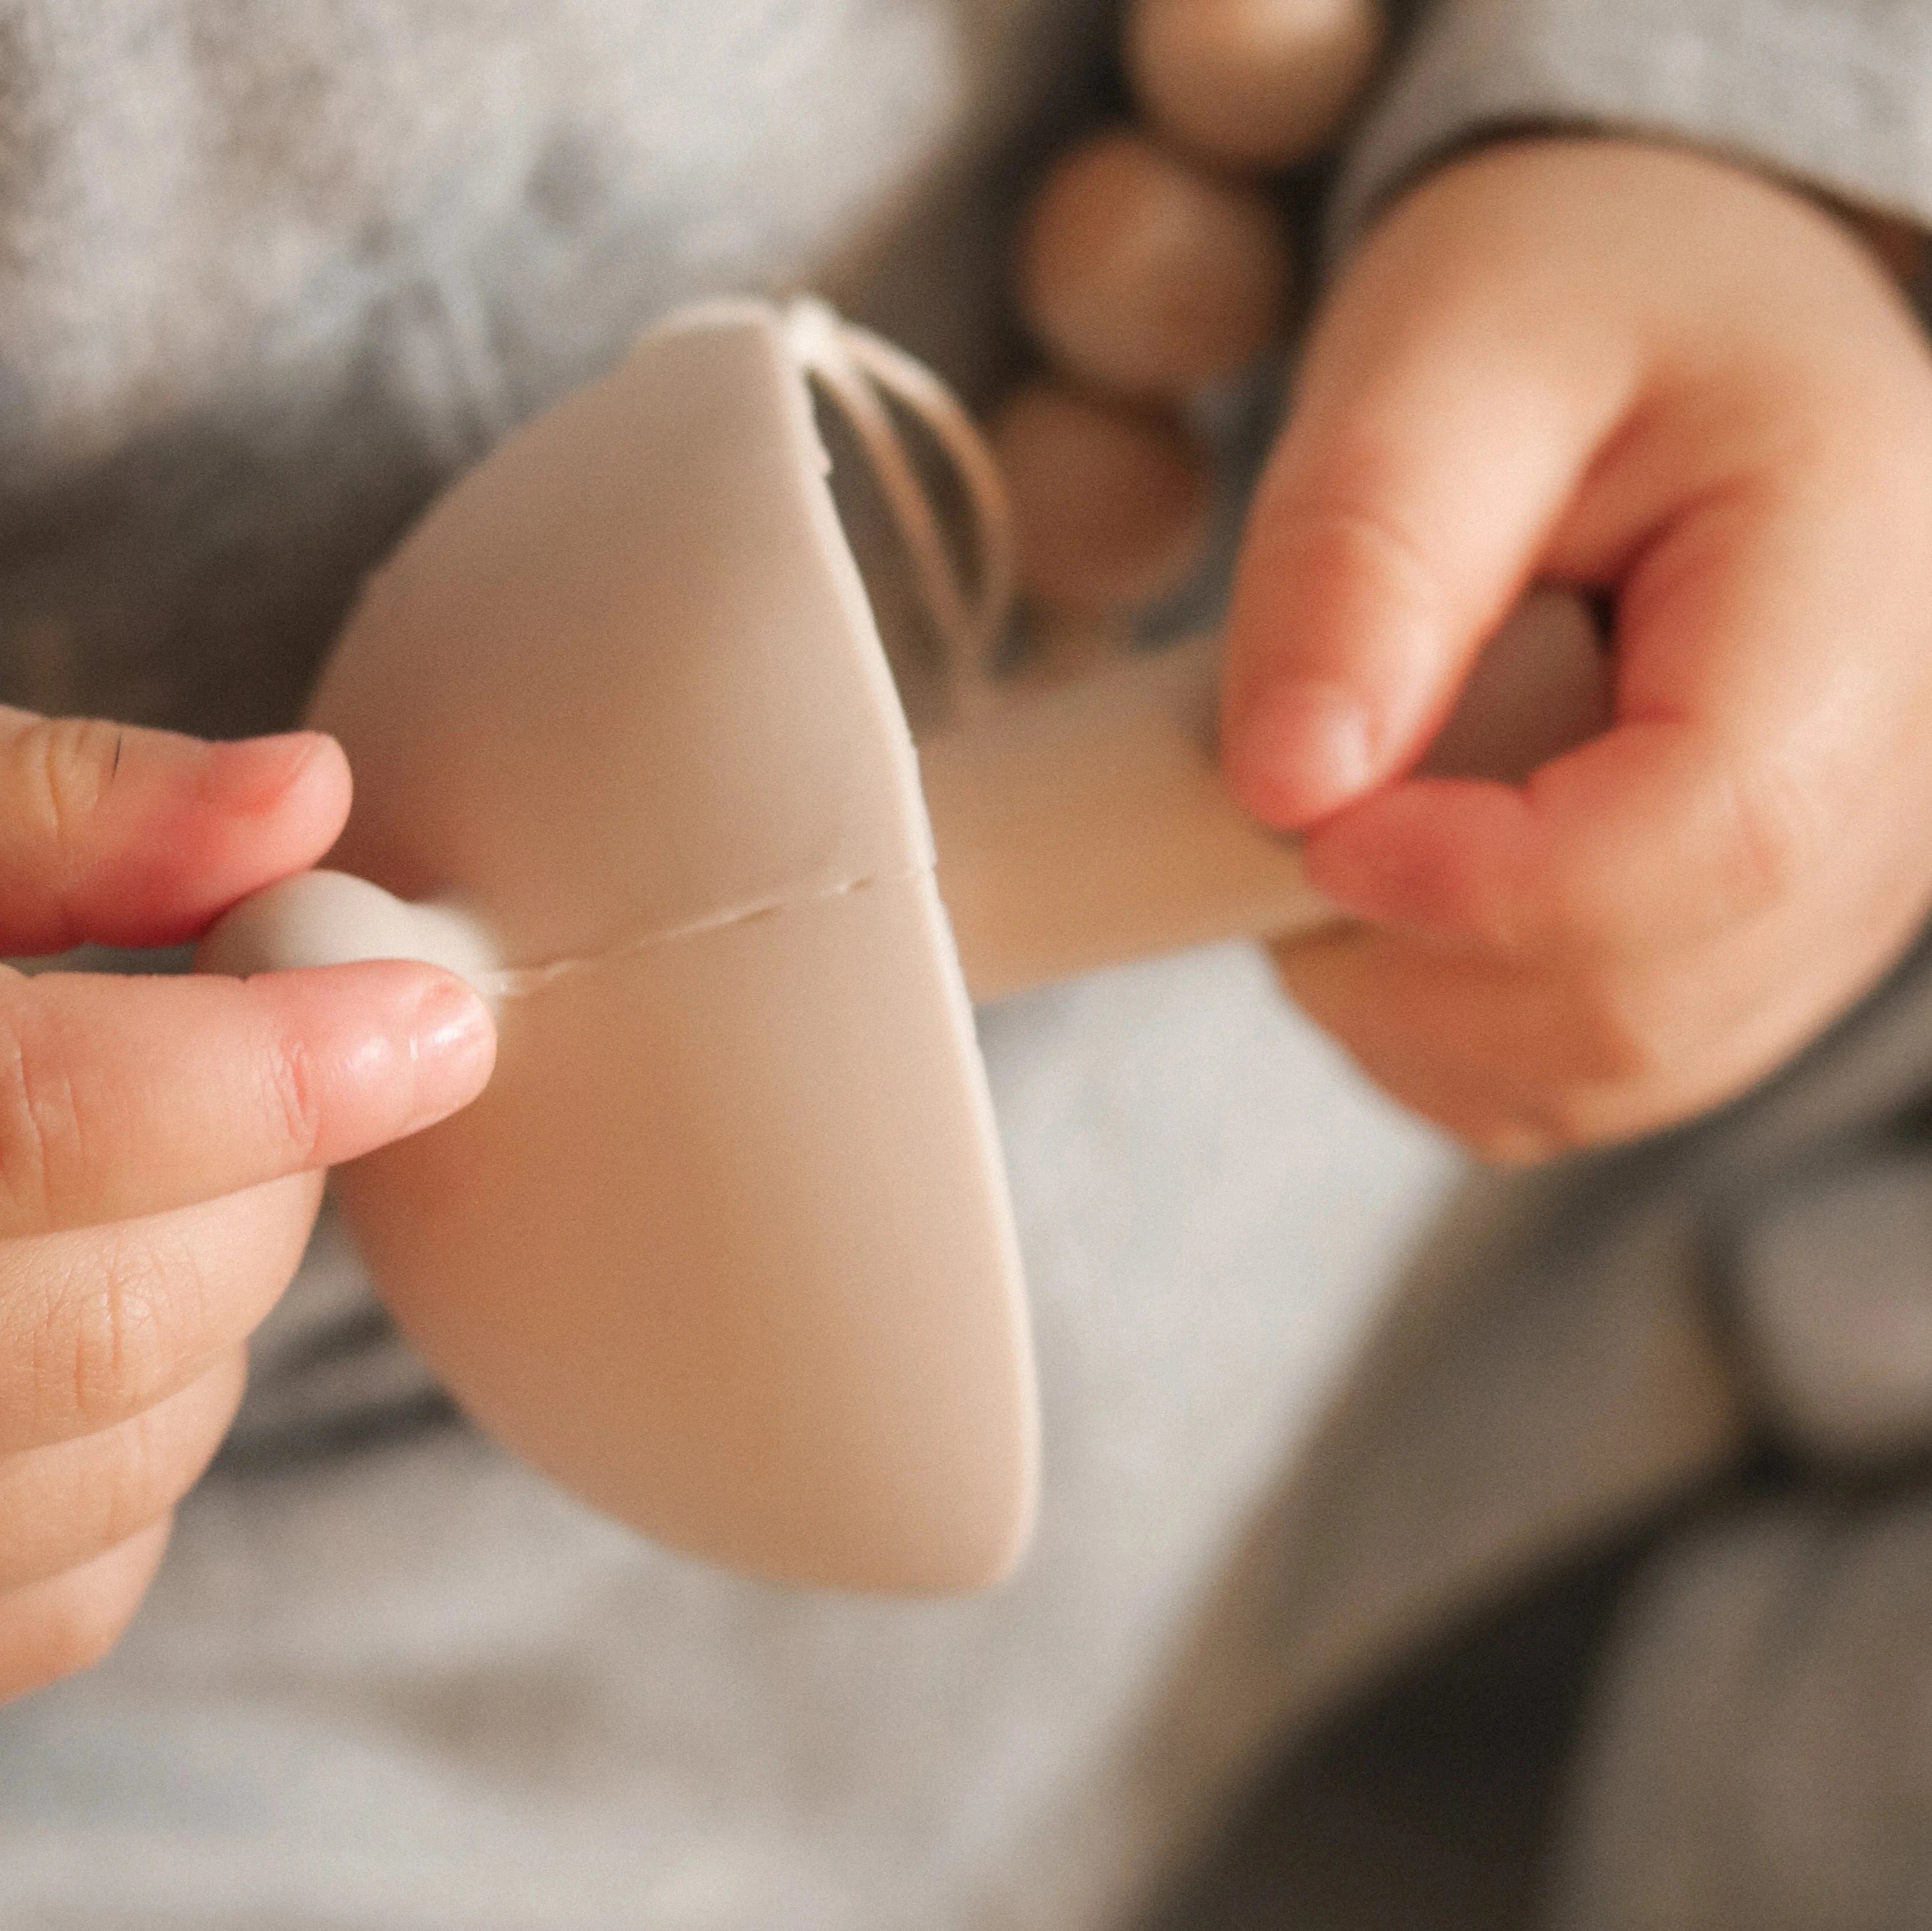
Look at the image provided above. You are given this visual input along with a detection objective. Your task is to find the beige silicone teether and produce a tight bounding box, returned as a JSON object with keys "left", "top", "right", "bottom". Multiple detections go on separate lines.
{"left": 202, "top": 300, "right": 1610, "bottom": 1595}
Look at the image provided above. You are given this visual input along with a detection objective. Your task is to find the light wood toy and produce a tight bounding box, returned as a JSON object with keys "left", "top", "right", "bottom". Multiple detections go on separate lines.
{"left": 200, "top": 300, "right": 1609, "bottom": 1595}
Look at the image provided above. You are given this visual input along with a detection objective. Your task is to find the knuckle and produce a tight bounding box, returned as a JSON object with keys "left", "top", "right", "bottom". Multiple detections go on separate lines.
{"left": 1466, "top": 1116, "right": 1561, "bottom": 1168}
{"left": 1454, "top": 859, "right": 1546, "bottom": 958}
{"left": 1494, "top": 1072, "right": 1626, "bottom": 1160}
{"left": 1565, "top": 971, "right": 1671, "bottom": 1091}
{"left": 1520, "top": 1078, "right": 1664, "bottom": 1163}
{"left": 1496, "top": 972, "right": 1679, "bottom": 1157}
{"left": 1404, "top": 1076, "right": 1561, "bottom": 1168}
{"left": 1270, "top": 483, "right": 1445, "bottom": 628}
{"left": 258, "top": 1035, "right": 326, "bottom": 1167}
{"left": 9, "top": 716, "right": 123, "bottom": 869}
{"left": 1515, "top": 860, "right": 1612, "bottom": 960}
{"left": 0, "top": 1001, "right": 86, "bottom": 1230}
{"left": 1468, "top": 835, "right": 1650, "bottom": 969}
{"left": 94, "top": 1375, "right": 236, "bottom": 1549}
{"left": 45, "top": 1229, "right": 209, "bottom": 1441}
{"left": 1473, "top": 797, "right": 1618, "bottom": 962}
{"left": 95, "top": 1425, "right": 161, "bottom": 1551}
{"left": 1511, "top": 1095, "right": 1611, "bottom": 1161}
{"left": 1258, "top": 415, "right": 1447, "bottom": 606}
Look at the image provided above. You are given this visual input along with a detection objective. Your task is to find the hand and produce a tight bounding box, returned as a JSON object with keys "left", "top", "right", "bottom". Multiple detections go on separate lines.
{"left": 0, "top": 712, "right": 495, "bottom": 1703}
{"left": 1222, "top": 138, "right": 1932, "bottom": 1160}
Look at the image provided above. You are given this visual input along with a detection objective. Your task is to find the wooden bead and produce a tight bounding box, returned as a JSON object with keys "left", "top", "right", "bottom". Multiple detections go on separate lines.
{"left": 1017, "top": 130, "right": 1291, "bottom": 399}
{"left": 1126, "top": 0, "right": 1384, "bottom": 171}
{"left": 991, "top": 380, "right": 1213, "bottom": 613}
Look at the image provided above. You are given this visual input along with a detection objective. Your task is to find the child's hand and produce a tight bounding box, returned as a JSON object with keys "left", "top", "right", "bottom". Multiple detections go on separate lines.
{"left": 1223, "top": 139, "right": 1932, "bottom": 1161}
{"left": 0, "top": 713, "right": 495, "bottom": 1702}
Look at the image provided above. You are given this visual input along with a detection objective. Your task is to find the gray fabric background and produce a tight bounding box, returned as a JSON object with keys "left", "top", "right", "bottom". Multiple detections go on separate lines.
{"left": 5, "top": 3, "right": 1932, "bottom": 1927}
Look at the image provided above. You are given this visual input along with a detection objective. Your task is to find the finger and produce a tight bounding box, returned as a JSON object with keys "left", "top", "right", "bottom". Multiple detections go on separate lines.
{"left": 0, "top": 711, "right": 350, "bottom": 956}
{"left": 0, "top": 1516, "right": 172, "bottom": 1706}
{"left": 0, "top": 961, "right": 494, "bottom": 1236}
{"left": 0, "top": 1350, "right": 243, "bottom": 1592}
{"left": 1272, "top": 924, "right": 1716, "bottom": 1159}
{"left": 0, "top": 1171, "right": 322, "bottom": 1453}
{"left": 1220, "top": 155, "right": 1639, "bottom": 828}
{"left": 1269, "top": 893, "right": 1906, "bottom": 1157}
{"left": 1270, "top": 926, "right": 1564, "bottom": 1159}
{"left": 1301, "top": 403, "right": 1932, "bottom": 961}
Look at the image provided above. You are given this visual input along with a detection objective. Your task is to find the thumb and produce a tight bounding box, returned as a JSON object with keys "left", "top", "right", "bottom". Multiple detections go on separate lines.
{"left": 0, "top": 711, "right": 351, "bottom": 956}
{"left": 1220, "top": 186, "right": 1638, "bottom": 830}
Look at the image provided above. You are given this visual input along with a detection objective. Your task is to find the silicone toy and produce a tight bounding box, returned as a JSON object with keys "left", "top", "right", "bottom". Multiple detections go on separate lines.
{"left": 201, "top": 300, "right": 1608, "bottom": 1594}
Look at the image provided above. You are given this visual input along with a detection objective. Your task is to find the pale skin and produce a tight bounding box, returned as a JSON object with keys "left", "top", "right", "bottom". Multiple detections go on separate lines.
{"left": 1225, "top": 138, "right": 1932, "bottom": 1161}
{"left": 5, "top": 136, "right": 1930, "bottom": 1701}
{"left": 0, "top": 718, "right": 495, "bottom": 1703}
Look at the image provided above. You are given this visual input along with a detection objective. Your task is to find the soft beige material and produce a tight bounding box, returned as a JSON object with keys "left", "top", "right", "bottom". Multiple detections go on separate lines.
{"left": 306, "top": 303, "right": 1034, "bottom": 1593}
{"left": 927, "top": 586, "right": 1607, "bottom": 998}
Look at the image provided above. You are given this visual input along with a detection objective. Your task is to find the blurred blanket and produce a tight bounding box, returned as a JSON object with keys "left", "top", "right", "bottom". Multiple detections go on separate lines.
{"left": 1243, "top": 921, "right": 1932, "bottom": 1930}
{"left": 3, "top": 5, "right": 1932, "bottom": 1929}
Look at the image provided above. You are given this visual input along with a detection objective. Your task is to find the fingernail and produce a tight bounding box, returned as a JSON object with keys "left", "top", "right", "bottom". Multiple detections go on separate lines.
{"left": 404, "top": 974, "right": 497, "bottom": 1126}
{"left": 1235, "top": 680, "right": 1375, "bottom": 826}
{"left": 195, "top": 733, "right": 330, "bottom": 813}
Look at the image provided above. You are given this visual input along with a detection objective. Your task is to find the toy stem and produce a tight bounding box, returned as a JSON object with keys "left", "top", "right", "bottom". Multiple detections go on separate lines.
{"left": 198, "top": 595, "right": 1607, "bottom": 1011}
{"left": 921, "top": 585, "right": 1612, "bottom": 1004}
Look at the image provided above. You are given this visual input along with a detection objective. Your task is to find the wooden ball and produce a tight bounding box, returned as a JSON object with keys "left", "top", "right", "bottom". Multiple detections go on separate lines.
{"left": 991, "top": 380, "right": 1214, "bottom": 614}
{"left": 1017, "top": 130, "right": 1291, "bottom": 399}
{"left": 1126, "top": 0, "right": 1384, "bottom": 171}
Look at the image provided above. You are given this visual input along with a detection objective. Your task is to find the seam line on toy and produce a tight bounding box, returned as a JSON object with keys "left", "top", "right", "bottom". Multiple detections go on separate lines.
{"left": 481, "top": 863, "right": 930, "bottom": 1000}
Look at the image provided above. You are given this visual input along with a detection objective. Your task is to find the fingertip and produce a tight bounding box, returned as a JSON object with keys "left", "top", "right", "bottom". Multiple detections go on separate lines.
{"left": 187, "top": 959, "right": 498, "bottom": 1180}
{"left": 0, "top": 716, "right": 358, "bottom": 955}
{"left": 1225, "top": 675, "right": 1376, "bottom": 828}
{"left": 1221, "top": 485, "right": 1466, "bottom": 830}
{"left": 401, "top": 968, "right": 499, "bottom": 1129}
{"left": 196, "top": 731, "right": 350, "bottom": 824}
{"left": 0, "top": 962, "right": 500, "bottom": 1232}
{"left": 270, "top": 959, "right": 497, "bottom": 1150}
{"left": 1300, "top": 776, "right": 1533, "bottom": 938}
{"left": 143, "top": 732, "right": 352, "bottom": 943}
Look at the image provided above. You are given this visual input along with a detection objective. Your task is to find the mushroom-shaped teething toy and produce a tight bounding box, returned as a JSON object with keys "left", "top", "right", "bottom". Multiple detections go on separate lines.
{"left": 202, "top": 301, "right": 1610, "bottom": 1594}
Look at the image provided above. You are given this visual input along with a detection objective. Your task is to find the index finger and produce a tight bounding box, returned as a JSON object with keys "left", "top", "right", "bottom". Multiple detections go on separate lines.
{"left": 1302, "top": 433, "right": 1932, "bottom": 962}
{"left": 0, "top": 961, "right": 495, "bottom": 1236}
{"left": 0, "top": 713, "right": 350, "bottom": 956}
